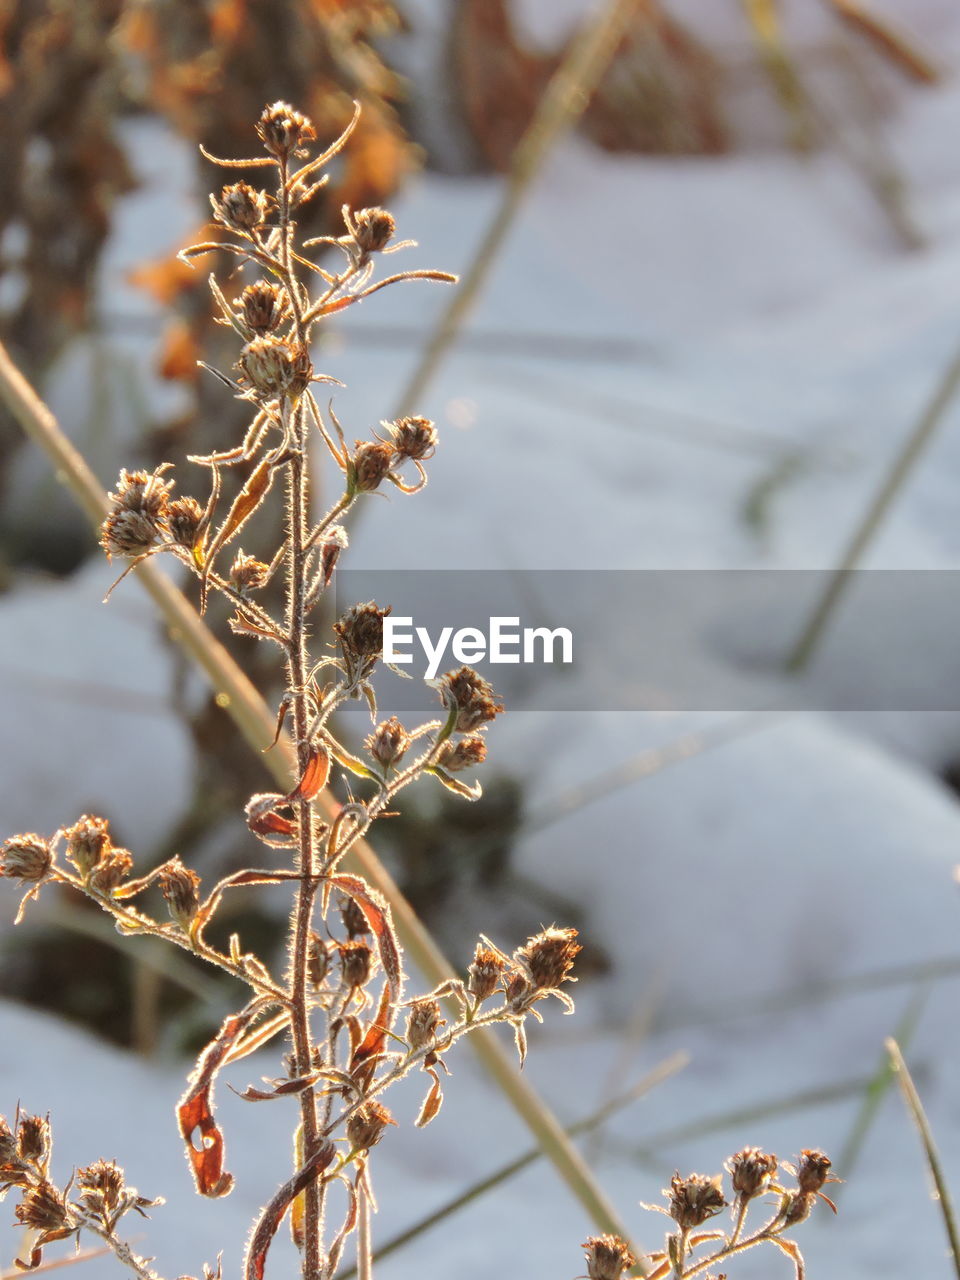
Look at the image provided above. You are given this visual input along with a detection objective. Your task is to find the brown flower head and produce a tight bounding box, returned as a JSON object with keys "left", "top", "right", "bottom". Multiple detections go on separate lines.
{"left": 667, "top": 1172, "right": 727, "bottom": 1229}
{"left": 211, "top": 182, "right": 272, "bottom": 232}
{"left": 307, "top": 932, "right": 330, "bottom": 987}
{"left": 350, "top": 207, "right": 396, "bottom": 255}
{"left": 437, "top": 666, "right": 503, "bottom": 732}
{"left": 384, "top": 415, "right": 437, "bottom": 462}
{"left": 1, "top": 834, "right": 51, "bottom": 884}
{"left": 257, "top": 101, "right": 316, "bottom": 159}
{"left": 335, "top": 601, "right": 391, "bottom": 683}
{"left": 434, "top": 734, "right": 487, "bottom": 773}
{"left": 159, "top": 857, "right": 201, "bottom": 930}
{"left": 87, "top": 846, "right": 133, "bottom": 896}
{"left": 582, "top": 1234, "right": 636, "bottom": 1280}
{"left": 339, "top": 894, "right": 370, "bottom": 939}
{"left": 239, "top": 336, "right": 299, "bottom": 398}
{"left": 351, "top": 440, "right": 395, "bottom": 493}
{"left": 64, "top": 814, "right": 110, "bottom": 878}
{"left": 346, "top": 1101, "right": 394, "bottom": 1153}
{"left": 338, "top": 938, "right": 374, "bottom": 990}
{"left": 167, "top": 497, "right": 204, "bottom": 552}
{"left": 727, "top": 1147, "right": 778, "bottom": 1200}
{"left": 100, "top": 468, "right": 172, "bottom": 558}
{"left": 365, "top": 716, "right": 411, "bottom": 769}
{"left": 17, "top": 1114, "right": 51, "bottom": 1166}
{"left": 229, "top": 550, "right": 270, "bottom": 595}
{"left": 15, "top": 1180, "right": 70, "bottom": 1235}
{"left": 236, "top": 281, "right": 289, "bottom": 335}
{"left": 514, "top": 926, "right": 580, "bottom": 992}
{"left": 0, "top": 1115, "right": 17, "bottom": 1164}
{"left": 405, "top": 998, "right": 444, "bottom": 1052}
{"left": 794, "top": 1149, "right": 833, "bottom": 1194}
{"left": 76, "top": 1158, "right": 125, "bottom": 1222}
{"left": 781, "top": 1190, "right": 816, "bottom": 1228}
{"left": 467, "top": 944, "right": 507, "bottom": 1002}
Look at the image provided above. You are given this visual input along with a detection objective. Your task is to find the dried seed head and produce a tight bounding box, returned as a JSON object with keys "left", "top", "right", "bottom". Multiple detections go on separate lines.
{"left": 307, "top": 932, "right": 330, "bottom": 987}
{"left": 385, "top": 415, "right": 437, "bottom": 461}
{"left": 1, "top": 834, "right": 52, "bottom": 884}
{"left": 287, "top": 343, "right": 314, "bottom": 398}
{"left": 15, "top": 1181, "right": 69, "bottom": 1233}
{"left": 239, "top": 336, "right": 299, "bottom": 397}
{"left": 257, "top": 101, "right": 316, "bottom": 158}
{"left": 437, "top": 666, "right": 503, "bottom": 731}
{"left": 17, "top": 1114, "right": 50, "bottom": 1165}
{"left": 100, "top": 468, "right": 173, "bottom": 558}
{"left": 405, "top": 998, "right": 444, "bottom": 1051}
{"left": 335, "top": 601, "right": 391, "bottom": 661}
{"left": 76, "top": 1158, "right": 125, "bottom": 1220}
{"left": 727, "top": 1147, "right": 778, "bottom": 1200}
{"left": 582, "top": 1234, "right": 636, "bottom": 1280}
{"left": 168, "top": 497, "right": 204, "bottom": 551}
{"left": 64, "top": 814, "right": 110, "bottom": 878}
{"left": 0, "top": 1115, "right": 17, "bottom": 1164}
{"left": 515, "top": 926, "right": 580, "bottom": 991}
{"left": 159, "top": 857, "right": 201, "bottom": 930}
{"left": 350, "top": 207, "right": 396, "bottom": 254}
{"left": 236, "top": 281, "right": 289, "bottom": 335}
{"left": 467, "top": 945, "right": 507, "bottom": 1002}
{"left": 346, "top": 1101, "right": 394, "bottom": 1152}
{"left": 229, "top": 550, "right": 270, "bottom": 595}
{"left": 87, "top": 846, "right": 133, "bottom": 896}
{"left": 339, "top": 894, "right": 370, "bottom": 939}
{"left": 667, "top": 1172, "right": 727, "bottom": 1229}
{"left": 338, "top": 938, "right": 374, "bottom": 989}
{"left": 352, "top": 440, "right": 395, "bottom": 493}
{"left": 794, "top": 1149, "right": 832, "bottom": 1194}
{"left": 365, "top": 716, "right": 412, "bottom": 769}
{"left": 434, "top": 734, "right": 487, "bottom": 773}
{"left": 211, "top": 182, "right": 272, "bottom": 232}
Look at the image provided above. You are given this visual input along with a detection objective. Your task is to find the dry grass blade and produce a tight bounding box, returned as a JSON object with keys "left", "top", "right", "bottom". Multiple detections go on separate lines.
{"left": 1, "top": 1247, "right": 110, "bottom": 1278}
{"left": 0, "top": 337, "right": 635, "bottom": 1248}
{"left": 739, "top": 0, "right": 816, "bottom": 151}
{"left": 393, "top": 0, "right": 647, "bottom": 419}
{"left": 886, "top": 1037, "right": 960, "bottom": 1279}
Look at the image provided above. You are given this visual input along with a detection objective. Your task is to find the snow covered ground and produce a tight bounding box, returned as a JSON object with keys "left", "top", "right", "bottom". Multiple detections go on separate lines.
{"left": 4, "top": 2, "right": 960, "bottom": 1277}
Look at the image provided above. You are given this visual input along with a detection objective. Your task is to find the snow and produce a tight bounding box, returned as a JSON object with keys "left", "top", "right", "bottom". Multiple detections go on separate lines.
{"left": 4, "top": 2, "right": 960, "bottom": 1277}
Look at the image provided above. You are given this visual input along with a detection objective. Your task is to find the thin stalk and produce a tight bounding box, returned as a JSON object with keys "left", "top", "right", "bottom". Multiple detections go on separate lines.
{"left": 886, "top": 1037, "right": 960, "bottom": 1279}
{"left": 392, "top": 0, "right": 646, "bottom": 419}
{"left": 787, "top": 335, "right": 960, "bottom": 671}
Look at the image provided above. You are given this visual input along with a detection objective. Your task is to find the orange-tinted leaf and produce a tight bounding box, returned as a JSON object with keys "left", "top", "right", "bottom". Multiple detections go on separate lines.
{"left": 244, "top": 1142, "right": 336, "bottom": 1280}
{"left": 158, "top": 319, "right": 201, "bottom": 383}
{"left": 178, "top": 1009, "right": 260, "bottom": 1197}
{"left": 247, "top": 808, "right": 296, "bottom": 838}
{"left": 350, "top": 981, "right": 393, "bottom": 1091}
{"left": 217, "top": 453, "right": 277, "bottom": 551}
{"left": 128, "top": 251, "right": 200, "bottom": 305}
{"left": 415, "top": 1066, "right": 444, "bottom": 1128}
{"left": 288, "top": 744, "right": 330, "bottom": 802}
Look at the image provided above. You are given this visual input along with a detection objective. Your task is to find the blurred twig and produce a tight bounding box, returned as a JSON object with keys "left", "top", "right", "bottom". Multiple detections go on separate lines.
{"left": 0, "top": 339, "right": 635, "bottom": 1247}
{"left": 393, "top": 0, "right": 647, "bottom": 418}
{"left": 787, "top": 336, "right": 960, "bottom": 671}
{"left": 887, "top": 1037, "right": 960, "bottom": 1279}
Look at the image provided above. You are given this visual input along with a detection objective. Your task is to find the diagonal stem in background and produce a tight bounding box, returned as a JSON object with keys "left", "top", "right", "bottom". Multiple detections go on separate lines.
{"left": 0, "top": 339, "right": 636, "bottom": 1250}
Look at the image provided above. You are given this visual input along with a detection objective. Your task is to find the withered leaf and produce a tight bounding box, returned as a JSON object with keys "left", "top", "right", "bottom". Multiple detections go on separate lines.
{"left": 244, "top": 1142, "right": 335, "bottom": 1280}
{"left": 326, "top": 874, "right": 402, "bottom": 1004}
{"left": 415, "top": 1066, "right": 444, "bottom": 1128}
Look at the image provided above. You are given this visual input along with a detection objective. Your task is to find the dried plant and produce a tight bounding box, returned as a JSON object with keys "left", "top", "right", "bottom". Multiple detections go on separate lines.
{"left": 0, "top": 102, "right": 583, "bottom": 1280}
{"left": 579, "top": 1146, "right": 839, "bottom": 1280}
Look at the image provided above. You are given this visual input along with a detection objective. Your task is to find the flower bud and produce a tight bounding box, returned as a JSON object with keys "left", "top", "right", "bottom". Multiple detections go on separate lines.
{"left": 256, "top": 101, "right": 316, "bottom": 159}
{"left": 338, "top": 939, "right": 373, "bottom": 989}
{"left": 351, "top": 207, "right": 396, "bottom": 255}
{"left": 437, "top": 667, "right": 503, "bottom": 732}
{"left": 346, "top": 1101, "right": 394, "bottom": 1152}
{"left": 582, "top": 1235, "right": 636, "bottom": 1280}
{"left": 15, "top": 1181, "right": 69, "bottom": 1234}
{"left": 667, "top": 1172, "right": 726, "bottom": 1229}
{"left": 334, "top": 602, "right": 391, "bottom": 682}
{"left": 229, "top": 550, "right": 269, "bottom": 595}
{"left": 386, "top": 416, "right": 437, "bottom": 461}
{"left": 728, "top": 1147, "right": 778, "bottom": 1200}
{"left": 351, "top": 441, "right": 395, "bottom": 493}
{"left": 0, "top": 1115, "right": 17, "bottom": 1164}
{"left": 211, "top": 182, "right": 272, "bottom": 232}
{"left": 434, "top": 734, "right": 487, "bottom": 773}
{"left": 365, "top": 717, "right": 411, "bottom": 769}
{"left": 515, "top": 927, "right": 580, "bottom": 991}
{"left": 307, "top": 933, "right": 330, "bottom": 987}
{"left": 159, "top": 857, "right": 201, "bottom": 930}
{"left": 1, "top": 834, "right": 51, "bottom": 884}
{"left": 339, "top": 895, "right": 370, "bottom": 939}
{"left": 87, "top": 847, "right": 133, "bottom": 896}
{"left": 64, "top": 814, "right": 110, "bottom": 878}
{"left": 76, "top": 1158, "right": 125, "bottom": 1222}
{"left": 100, "top": 468, "right": 172, "bottom": 558}
{"left": 467, "top": 945, "right": 507, "bottom": 1002}
{"left": 168, "top": 497, "right": 204, "bottom": 552}
{"left": 318, "top": 525, "right": 347, "bottom": 590}
{"left": 239, "top": 336, "right": 299, "bottom": 397}
{"left": 795, "top": 1149, "right": 833, "bottom": 1194}
{"left": 405, "top": 998, "right": 444, "bottom": 1052}
{"left": 236, "top": 281, "right": 289, "bottom": 335}
{"left": 17, "top": 1114, "right": 51, "bottom": 1165}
